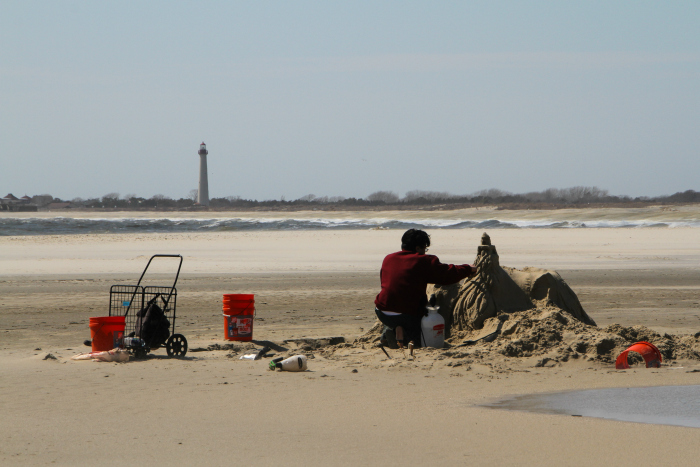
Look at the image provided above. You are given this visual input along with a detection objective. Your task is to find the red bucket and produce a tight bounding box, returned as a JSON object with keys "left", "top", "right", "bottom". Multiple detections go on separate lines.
{"left": 89, "top": 316, "right": 126, "bottom": 352}
{"left": 615, "top": 341, "right": 662, "bottom": 369}
{"left": 223, "top": 294, "right": 255, "bottom": 341}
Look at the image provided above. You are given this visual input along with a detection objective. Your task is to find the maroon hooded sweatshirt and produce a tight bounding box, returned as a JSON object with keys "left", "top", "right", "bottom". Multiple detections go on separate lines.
{"left": 374, "top": 250, "right": 474, "bottom": 317}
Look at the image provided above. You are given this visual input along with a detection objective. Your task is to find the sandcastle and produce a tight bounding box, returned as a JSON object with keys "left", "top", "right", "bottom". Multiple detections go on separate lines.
{"left": 429, "top": 232, "right": 596, "bottom": 338}
{"left": 356, "top": 233, "right": 700, "bottom": 366}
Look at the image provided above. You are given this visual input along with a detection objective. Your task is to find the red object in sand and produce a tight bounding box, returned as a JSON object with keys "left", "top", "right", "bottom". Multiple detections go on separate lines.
{"left": 89, "top": 316, "right": 125, "bottom": 352}
{"left": 615, "top": 341, "right": 662, "bottom": 369}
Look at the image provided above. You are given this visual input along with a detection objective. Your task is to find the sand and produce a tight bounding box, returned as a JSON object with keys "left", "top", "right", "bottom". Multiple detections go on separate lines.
{"left": 2, "top": 225, "right": 700, "bottom": 465}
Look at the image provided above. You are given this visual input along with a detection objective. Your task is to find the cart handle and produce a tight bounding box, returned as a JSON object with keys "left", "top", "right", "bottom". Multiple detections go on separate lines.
{"left": 123, "top": 255, "right": 182, "bottom": 317}
{"left": 135, "top": 254, "right": 183, "bottom": 289}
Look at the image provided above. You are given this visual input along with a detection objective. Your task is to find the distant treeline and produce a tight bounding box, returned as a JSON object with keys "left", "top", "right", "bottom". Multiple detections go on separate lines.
{"left": 27, "top": 187, "right": 700, "bottom": 210}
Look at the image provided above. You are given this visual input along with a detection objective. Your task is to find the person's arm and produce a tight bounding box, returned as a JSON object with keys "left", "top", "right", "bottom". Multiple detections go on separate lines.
{"left": 425, "top": 256, "right": 474, "bottom": 285}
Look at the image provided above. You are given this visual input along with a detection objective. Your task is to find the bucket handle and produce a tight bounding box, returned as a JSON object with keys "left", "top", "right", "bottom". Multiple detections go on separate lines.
{"left": 222, "top": 306, "right": 256, "bottom": 318}
{"left": 223, "top": 301, "right": 255, "bottom": 315}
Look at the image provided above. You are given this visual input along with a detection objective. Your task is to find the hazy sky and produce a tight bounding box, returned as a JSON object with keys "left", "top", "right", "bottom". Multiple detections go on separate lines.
{"left": 2, "top": 1, "right": 699, "bottom": 201}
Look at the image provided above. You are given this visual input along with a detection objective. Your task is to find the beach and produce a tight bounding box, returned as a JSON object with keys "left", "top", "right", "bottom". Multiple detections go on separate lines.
{"left": 2, "top": 216, "right": 700, "bottom": 465}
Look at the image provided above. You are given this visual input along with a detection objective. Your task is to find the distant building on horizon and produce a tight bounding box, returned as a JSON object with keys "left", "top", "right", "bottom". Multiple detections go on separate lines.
{"left": 46, "top": 202, "right": 75, "bottom": 210}
{"left": 197, "top": 142, "right": 209, "bottom": 206}
{"left": 1, "top": 193, "right": 38, "bottom": 212}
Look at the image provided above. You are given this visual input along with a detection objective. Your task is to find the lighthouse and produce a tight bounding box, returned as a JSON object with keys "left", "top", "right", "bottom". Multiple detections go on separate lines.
{"left": 197, "top": 142, "right": 209, "bottom": 206}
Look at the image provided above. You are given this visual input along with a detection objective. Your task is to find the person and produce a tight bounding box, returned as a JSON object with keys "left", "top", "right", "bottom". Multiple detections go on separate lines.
{"left": 374, "top": 229, "right": 475, "bottom": 348}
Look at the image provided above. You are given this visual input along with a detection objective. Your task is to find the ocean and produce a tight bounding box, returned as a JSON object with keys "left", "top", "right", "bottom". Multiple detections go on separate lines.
{"left": 1, "top": 212, "right": 699, "bottom": 236}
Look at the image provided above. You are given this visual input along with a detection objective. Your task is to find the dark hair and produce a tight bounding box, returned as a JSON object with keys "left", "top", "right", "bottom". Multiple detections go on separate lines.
{"left": 401, "top": 229, "right": 431, "bottom": 252}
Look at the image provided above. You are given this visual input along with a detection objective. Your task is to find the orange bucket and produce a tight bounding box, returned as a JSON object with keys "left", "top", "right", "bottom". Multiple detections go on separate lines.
{"left": 223, "top": 294, "right": 255, "bottom": 341}
{"left": 89, "top": 316, "right": 126, "bottom": 352}
{"left": 615, "top": 341, "right": 662, "bottom": 369}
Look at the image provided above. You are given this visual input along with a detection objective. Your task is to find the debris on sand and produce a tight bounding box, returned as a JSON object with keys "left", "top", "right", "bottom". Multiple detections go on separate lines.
{"left": 197, "top": 337, "right": 345, "bottom": 362}
{"left": 71, "top": 348, "right": 129, "bottom": 362}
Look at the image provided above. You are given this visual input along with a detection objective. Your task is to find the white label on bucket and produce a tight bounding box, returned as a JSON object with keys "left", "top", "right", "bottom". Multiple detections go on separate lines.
{"left": 237, "top": 318, "right": 252, "bottom": 334}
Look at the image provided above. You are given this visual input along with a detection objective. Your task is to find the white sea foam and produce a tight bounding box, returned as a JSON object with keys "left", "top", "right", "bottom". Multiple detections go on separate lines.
{"left": 2, "top": 214, "right": 700, "bottom": 236}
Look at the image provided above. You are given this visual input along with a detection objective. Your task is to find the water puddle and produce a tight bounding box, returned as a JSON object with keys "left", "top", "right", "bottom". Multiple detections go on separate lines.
{"left": 486, "top": 385, "right": 700, "bottom": 428}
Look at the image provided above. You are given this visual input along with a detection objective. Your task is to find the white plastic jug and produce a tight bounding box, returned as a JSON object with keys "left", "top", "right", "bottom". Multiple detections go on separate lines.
{"left": 421, "top": 306, "right": 445, "bottom": 348}
{"left": 273, "top": 355, "right": 308, "bottom": 372}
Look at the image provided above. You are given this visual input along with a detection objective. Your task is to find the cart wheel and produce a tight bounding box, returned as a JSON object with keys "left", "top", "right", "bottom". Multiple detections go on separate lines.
{"left": 166, "top": 334, "right": 188, "bottom": 357}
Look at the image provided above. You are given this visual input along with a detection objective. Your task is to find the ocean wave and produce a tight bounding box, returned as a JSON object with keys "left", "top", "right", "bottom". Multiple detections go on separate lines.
{"left": 1, "top": 217, "right": 699, "bottom": 236}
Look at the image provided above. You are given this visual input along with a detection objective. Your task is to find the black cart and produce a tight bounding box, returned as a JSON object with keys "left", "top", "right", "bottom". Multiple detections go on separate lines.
{"left": 109, "top": 254, "right": 187, "bottom": 358}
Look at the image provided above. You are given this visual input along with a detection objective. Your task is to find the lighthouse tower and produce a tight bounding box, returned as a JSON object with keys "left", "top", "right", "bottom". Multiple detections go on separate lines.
{"left": 197, "top": 142, "right": 209, "bottom": 206}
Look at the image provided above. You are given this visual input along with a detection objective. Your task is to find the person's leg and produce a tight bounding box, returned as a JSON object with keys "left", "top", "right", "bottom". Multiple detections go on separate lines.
{"left": 375, "top": 309, "right": 422, "bottom": 348}
{"left": 408, "top": 316, "right": 423, "bottom": 347}
{"left": 381, "top": 326, "right": 398, "bottom": 348}
{"left": 395, "top": 325, "right": 404, "bottom": 344}
{"left": 375, "top": 309, "right": 399, "bottom": 348}
{"left": 397, "top": 314, "right": 422, "bottom": 348}
{"left": 391, "top": 314, "right": 415, "bottom": 348}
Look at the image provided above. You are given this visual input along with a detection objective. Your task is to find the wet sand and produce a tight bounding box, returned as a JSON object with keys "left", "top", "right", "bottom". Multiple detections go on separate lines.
{"left": 2, "top": 228, "right": 700, "bottom": 465}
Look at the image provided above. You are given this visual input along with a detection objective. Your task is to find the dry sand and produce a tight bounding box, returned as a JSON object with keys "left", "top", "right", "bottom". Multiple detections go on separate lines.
{"left": 2, "top": 226, "right": 700, "bottom": 465}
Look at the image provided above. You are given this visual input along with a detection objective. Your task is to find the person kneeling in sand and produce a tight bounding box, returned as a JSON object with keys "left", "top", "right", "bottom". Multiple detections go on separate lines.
{"left": 374, "top": 229, "right": 475, "bottom": 348}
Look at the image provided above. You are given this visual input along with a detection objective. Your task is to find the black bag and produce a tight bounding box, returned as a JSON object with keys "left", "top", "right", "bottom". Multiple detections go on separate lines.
{"left": 134, "top": 295, "right": 171, "bottom": 348}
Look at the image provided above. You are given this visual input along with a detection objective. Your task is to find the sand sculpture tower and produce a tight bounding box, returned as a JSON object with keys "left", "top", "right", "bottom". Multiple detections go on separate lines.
{"left": 197, "top": 142, "right": 209, "bottom": 206}
{"left": 447, "top": 232, "right": 595, "bottom": 333}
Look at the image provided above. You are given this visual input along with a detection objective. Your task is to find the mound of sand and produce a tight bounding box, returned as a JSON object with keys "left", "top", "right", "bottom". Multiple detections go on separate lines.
{"left": 354, "top": 307, "right": 700, "bottom": 368}
{"left": 355, "top": 233, "right": 700, "bottom": 367}
{"left": 452, "top": 308, "right": 700, "bottom": 366}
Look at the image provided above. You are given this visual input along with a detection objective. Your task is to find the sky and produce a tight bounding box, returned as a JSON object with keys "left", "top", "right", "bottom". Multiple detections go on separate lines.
{"left": 1, "top": 1, "right": 699, "bottom": 201}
